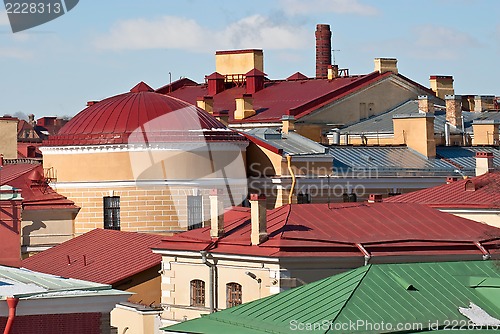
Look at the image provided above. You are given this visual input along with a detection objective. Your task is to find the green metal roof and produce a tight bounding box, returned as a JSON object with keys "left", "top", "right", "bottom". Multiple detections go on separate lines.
{"left": 163, "top": 261, "right": 500, "bottom": 333}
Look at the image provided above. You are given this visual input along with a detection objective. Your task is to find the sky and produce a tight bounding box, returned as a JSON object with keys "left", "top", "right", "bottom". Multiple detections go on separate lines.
{"left": 0, "top": 0, "right": 499, "bottom": 120}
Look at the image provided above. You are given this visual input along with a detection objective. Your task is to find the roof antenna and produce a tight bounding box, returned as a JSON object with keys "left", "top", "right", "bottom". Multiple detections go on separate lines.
{"left": 332, "top": 49, "right": 341, "bottom": 65}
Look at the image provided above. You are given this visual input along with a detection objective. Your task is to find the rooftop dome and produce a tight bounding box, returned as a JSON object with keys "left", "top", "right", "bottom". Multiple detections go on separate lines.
{"left": 44, "top": 82, "right": 244, "bottom": 146}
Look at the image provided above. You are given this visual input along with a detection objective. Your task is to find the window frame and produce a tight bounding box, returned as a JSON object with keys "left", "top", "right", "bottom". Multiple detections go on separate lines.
{"left": 187, "top": 195, "right": 203, "bottom": 230}
{"left": 226, "top": 282, "right": 242, "bottom": 308}
{"left": 190, "top": 279, "right": 205, "bottom": 307}
{"left": 103, "top": 196, "right": 120, "bottom": 230}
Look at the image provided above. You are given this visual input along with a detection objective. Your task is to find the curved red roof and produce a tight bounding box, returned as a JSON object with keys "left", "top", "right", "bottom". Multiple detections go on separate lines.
{"left": 44, "top": 82, "right": 245, "bottom": 146}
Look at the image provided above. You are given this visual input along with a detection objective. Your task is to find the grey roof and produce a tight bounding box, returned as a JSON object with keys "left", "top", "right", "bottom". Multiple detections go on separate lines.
{"left": 436, "top": 146, "right": 500, "bottom": 170}
{"left": 341, "top": 100, "right": 500, "bottom": 135}
{"left": 329, "top": 146, "right": 458, "bottom": 176}
{"left": 0, "top": 266, "right": 130, "bottom": 300}
{"left": 243, "top": 128, "right": 328, "bottom": 156}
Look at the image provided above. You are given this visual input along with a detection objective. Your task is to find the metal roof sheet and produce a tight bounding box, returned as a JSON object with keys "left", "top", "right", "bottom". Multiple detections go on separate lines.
{"left": 436, "top": 147, "right": 500, "bottom": 170}
{"left": 22, "top": 229, "right": 162, "bottom": 285}
{"left": 243, "top": 128, "right": 328, "bottom": 155}
{"left": 0, "top": 265, "right": 129, "bottom": 300}
{"left": 341, "top": 99, "right": 500, "bottom": 135}
{"left": 154, "top": 203, "right": 500, "bottom": 259}
{"left": 329, "top": 146, "right": 456, "bottom": 176}
{"left": 385, "top": 171, "right": 500, "bottom": 208}
{"left": 163, "top": 261, "right": 500, "bottom": 333}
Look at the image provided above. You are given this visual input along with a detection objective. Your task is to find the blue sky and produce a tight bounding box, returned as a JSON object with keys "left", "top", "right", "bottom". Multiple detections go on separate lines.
{"left": 0, "top": 0, "right": 499, "bottom": 119}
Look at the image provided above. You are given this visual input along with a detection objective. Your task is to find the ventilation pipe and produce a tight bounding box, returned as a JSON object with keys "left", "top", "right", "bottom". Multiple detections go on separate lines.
{"left": 444, "top": 122, "right": 451, "bottom": 146}
{"left": 3, "top": 297, "right": 19, "bottom": 334}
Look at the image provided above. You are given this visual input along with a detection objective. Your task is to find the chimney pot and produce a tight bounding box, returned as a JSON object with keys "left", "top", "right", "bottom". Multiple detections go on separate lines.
{"left": 250, "top": 193, "right": 267, "bottom": 245}
{"left": 368, "top": 194, "right": 383, "bottom": 203}
{"left": 209, "top": 189, "right": 224, "bottom": 238}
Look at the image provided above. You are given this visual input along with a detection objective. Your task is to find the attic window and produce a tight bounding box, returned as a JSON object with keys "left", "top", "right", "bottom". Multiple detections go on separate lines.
{"left": 103, "top": 196, "right": 120, "bottom": 230}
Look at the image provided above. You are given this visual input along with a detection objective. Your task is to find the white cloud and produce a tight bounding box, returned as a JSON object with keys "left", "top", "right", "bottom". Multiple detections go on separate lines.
{"left": 279, "top": 0, "right": 379, "bottom": 16}
{"left": 412, "top": 25, "right": 481, "bottom": 60}
{"left": 93, "top": 15, "right": 309, "bottom": 52}
{"left": 0, "top": 10, "right": 10, "bottom": 26}
{"left": 0, "top": 48, "right": 32, "bottom": 59}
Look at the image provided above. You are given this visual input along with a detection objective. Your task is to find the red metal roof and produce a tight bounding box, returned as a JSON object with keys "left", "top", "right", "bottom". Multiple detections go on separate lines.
{"left": 153, "top": 202, "right": 500, "bottom": 259}
{"left": 385, "top": 172, "right": 500, "bottom": 208}
{"left": 163, "top": 72, "right": 398, "bottom": 123}
{"left": 22, "top": 228, "right": 163, "bottom": 285}
{"left": 0, "top": 164, "right": 78, "bottom": 211}
{"left": 44, "top": 82, "right": 245, "bottom": 146}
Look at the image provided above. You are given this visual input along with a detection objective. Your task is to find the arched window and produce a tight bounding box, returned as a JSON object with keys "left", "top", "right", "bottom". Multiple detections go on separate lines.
{"left": 226, "top": 282, "right": 242, "bottom": 308}
{"left": 190, "top": 279, "right": 205, "bottom": 307}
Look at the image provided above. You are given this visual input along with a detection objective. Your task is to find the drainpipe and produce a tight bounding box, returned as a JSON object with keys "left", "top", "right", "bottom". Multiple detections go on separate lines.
{"left": 286, "top": 155, "right": 296, "bottom": 204}
{"left": 355, "top": 243, "right": 371, "bottom": 266}
{"left": 200, "top": 251, "right": 216, "bottom": 313}
{"left": 4, "top": 297, "right": 19, "bottom": 334}
{"left": 474, "top": 241, "right": 490, "bottom": 260}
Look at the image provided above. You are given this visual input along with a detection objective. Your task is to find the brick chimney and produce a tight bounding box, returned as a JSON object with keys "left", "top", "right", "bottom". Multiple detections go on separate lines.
{"left": 374, "top": 58, "right": 398, "bottom": 74}
{"left": 209, "top": 189, "right": 224, "bottom": 238}
{"left": 196, "top": 96, "right": 214, "bottom": 114}
{"left": 315, "top": 24, "right": 332, "bottom": 79}
{"left": 206, "top": 72, "right": 225, "bottom": 96}
{"left": 250, "top": 194, "right": 267, "bottom": 245}
{"left": 418, "top": 95, "right": 434, "bottom": 113}
{"left": 474, "top": 95, "right": 495, "bottom": 112}
{"left": 429, "top": 75, "right": 454, "bottom": 99}
{"left": 445, "top": 95, "right": 462, "bottom": 128}
{"left": 475, "top": 152, "right": 494, "bottom": 176}
{"left": 234, "top": 94, "right": 256, "bottom": 120}
{"left": 0, "top": 116, "right": 18, "bottom": 160}
{"left": 245, "top": 68, "right": 266, "bottom": 94}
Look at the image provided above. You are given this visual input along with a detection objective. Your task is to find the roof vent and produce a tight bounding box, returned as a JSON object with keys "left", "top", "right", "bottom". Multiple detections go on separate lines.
{"left": 446, "top": 176, "right": 459, "bottom": 184}
{"left": 465, "top": 179, "right": 476, "bottom": 192}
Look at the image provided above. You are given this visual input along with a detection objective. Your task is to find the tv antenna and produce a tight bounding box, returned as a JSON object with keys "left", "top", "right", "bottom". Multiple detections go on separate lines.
{"left": 332, "top": 49, "right": 341, "bottom": 65}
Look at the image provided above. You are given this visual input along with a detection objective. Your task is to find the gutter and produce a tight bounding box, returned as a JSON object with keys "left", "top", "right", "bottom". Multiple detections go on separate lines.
{"left": 286, "top": 155, "right": 296, "bottom": 204}
{"left": 3, "top": 297, "right": 19, "bottom": 334}
{"left": 200, "top": 251, "right": 217, "bottom": 313}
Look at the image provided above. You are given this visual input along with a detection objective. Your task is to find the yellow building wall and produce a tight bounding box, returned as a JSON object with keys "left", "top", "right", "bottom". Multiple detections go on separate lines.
{"left": 111, "top": 306, "right": 161, "bottom": 334}
{"left": 0, "top": 118, "right": 18, "bottom": 159}
{"left": 443, "top": 211, "right": 500, "bottom": 229}
{"left": 21, "top": 209, "right": 77, "bottom": 251}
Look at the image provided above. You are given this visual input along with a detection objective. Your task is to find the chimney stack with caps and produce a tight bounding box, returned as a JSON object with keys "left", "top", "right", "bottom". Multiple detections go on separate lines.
{"left": 368, "top": 194, "right": 383, "bottom": 203}
{"left": 315, "top": 24, "right": 332, "bottom": 79}
{"left": 327, "top": 65, "right": 339, "bottom": 80}
{"left": 474, "top": 95, "right": 495, "bottom": 112}
{"left": 445, "top": 95, "right": 462, "bottom": 128}
{"left": 206, "top": 72, "right": 225, "bottom": 96}
{"left": 429, "top": 75, "right": 454, "bottom": 99}
{"left": 418, "top": 95, "right": 434, "bottom": 113}
{"left": 393, "top": 113, "right": 436, "bottom": 158}
{"left": 472, "top": 120, "right": 500, "bottom": 146}
{"left": 475, "top": 152, "right": 494, "bottom": 176}
{"left": 209, "top": 189, "right": 224, "bottom": 238}
{"left": 250, "top": 194, "right": 267, "bottom": 245}
{"left": 234, "top": 94, "right": 256, "bottom": 120}
{"left": 196, "top": 96, "right": 214, "bottom": 114}
{"left": 374, "top": 58, "right": 398, "bottom": 74}
{"left": 246, "top": 69, "right": 266, "bottom": 94}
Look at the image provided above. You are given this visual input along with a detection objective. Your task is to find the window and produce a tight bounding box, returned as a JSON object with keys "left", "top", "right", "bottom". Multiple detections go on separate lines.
{"left": 190, "top": 280, "right": 205, "bottom": 307}
{"left": 103, "top": 196, "right": 120, "bottom": 230}
{"left": 187, "top": 195, "right": 203, "bottom": 230}
{"left": 297, "top": 192, "right": 311, "bottom": 204}
{"left": 226, "top": 282, "right": 242, "bottom": 308}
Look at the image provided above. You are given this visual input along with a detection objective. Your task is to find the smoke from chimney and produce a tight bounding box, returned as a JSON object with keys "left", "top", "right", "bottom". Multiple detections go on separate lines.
{"left": 315, "top": 24, "right": 332, "bottom": 79}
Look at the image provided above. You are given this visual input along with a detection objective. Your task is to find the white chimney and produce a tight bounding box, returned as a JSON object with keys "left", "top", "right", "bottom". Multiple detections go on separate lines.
{"left": 209, "top": 189, "right": 224, "bottom": 238}
{"left": 475, "top": 152, "right": 494, "bottom": 176}
{"left": 250, "top": 194, "right": 267, "bottom": 245}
